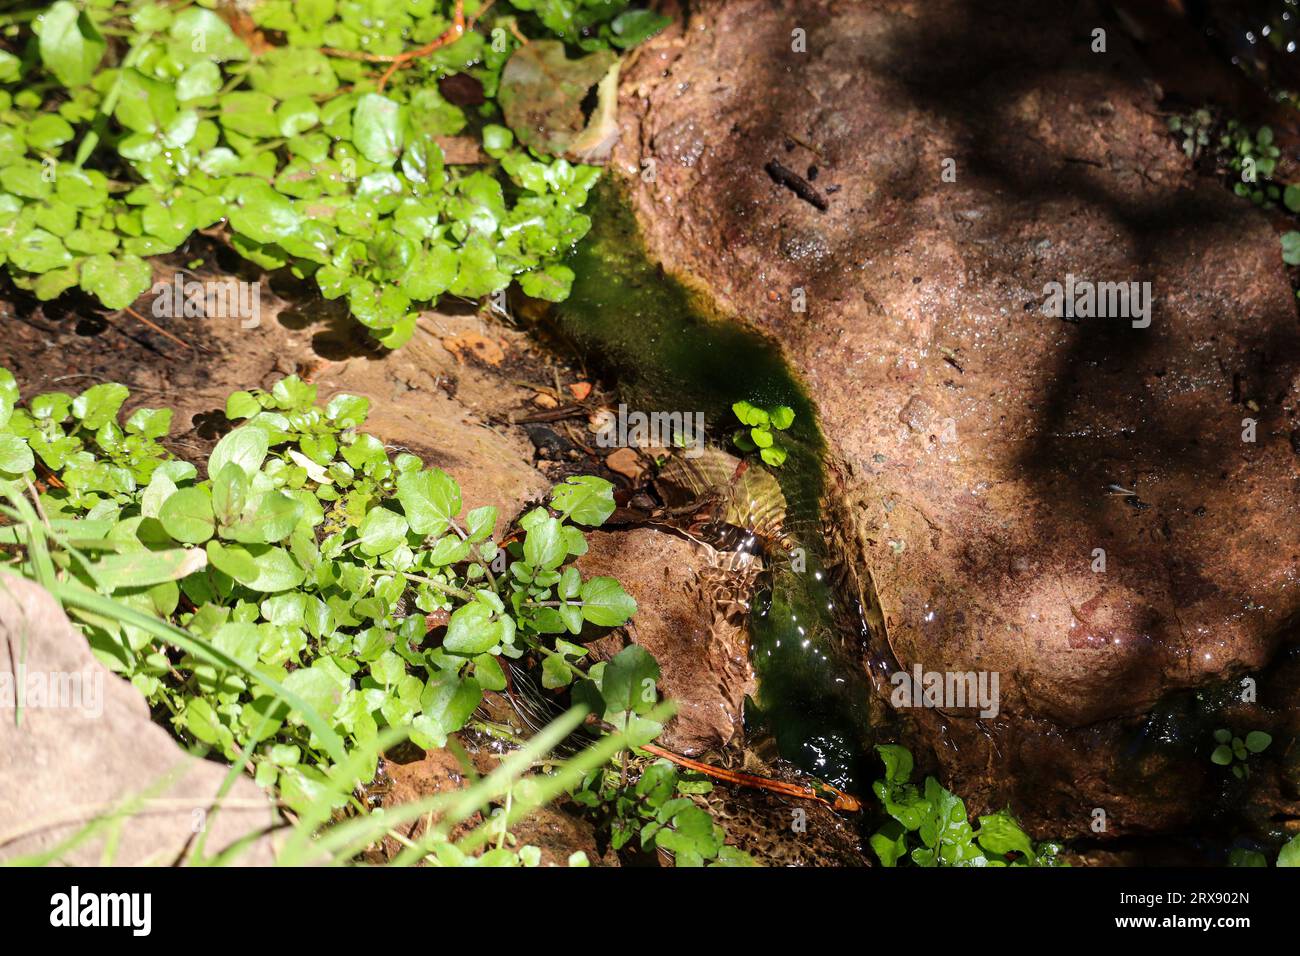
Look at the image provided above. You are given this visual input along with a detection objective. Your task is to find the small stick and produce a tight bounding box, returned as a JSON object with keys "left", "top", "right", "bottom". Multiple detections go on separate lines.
{"left": 639, "top": 741, "right": 861, "bottom": 812}
{"left": 121, "top": 306, "right": 195, "bottom": 353}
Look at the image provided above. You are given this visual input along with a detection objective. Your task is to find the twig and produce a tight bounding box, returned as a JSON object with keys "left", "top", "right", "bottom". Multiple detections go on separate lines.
{"left": 322, "top": 1, "right": 490, "bottom": 92}
{"left": 121, "top": 306, "right": 196, "bottom": 354}
{"left": 639, "top": 742, "right": 862, "bottom": 812}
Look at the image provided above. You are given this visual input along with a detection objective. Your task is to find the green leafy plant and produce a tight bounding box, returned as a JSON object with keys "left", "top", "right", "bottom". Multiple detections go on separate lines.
{"left": 0, "top": 0, "right": 669, "bottom": 345}
{"left": 0, "top": 365, "right": 638, "bottom": 816}
{"left": 1221, "top": 121, "right": 1284, "bottom": 206}
{"left": 1210, "top": 727, "right": 1271, "bottom": 779}
{"left": 731, "top": 400, "right": 794, "bottom": 468}
{"left": 869, "top": 744, "right": 1063, "bottom": 867}
{"left": 0, "top": 364, "right": 758, "bottom": 865}
{"left": 1279, "top": 832, "right": 1300, "bottom": 868}
{"left": 572, "top": 754, "right": 754, "bottom": 867}
{"left": 1168, "top": 109, "right": 1212, "bottom": 160}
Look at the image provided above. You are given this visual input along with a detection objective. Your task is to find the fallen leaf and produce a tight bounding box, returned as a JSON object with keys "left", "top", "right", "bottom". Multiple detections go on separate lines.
{"left": 498, "top": 41, "right": 618, "bottom": 158}
{"left": 568, "top": 62, "right": 621, "bottom": 163}
{"left": 436, "top": 135, "right": 487, "bottom": 165}
{"left": 442, "top": 332, "right": 506, "bottom": 366}
{"left": 568, "top": 381, "right": 592, "bottom": 401}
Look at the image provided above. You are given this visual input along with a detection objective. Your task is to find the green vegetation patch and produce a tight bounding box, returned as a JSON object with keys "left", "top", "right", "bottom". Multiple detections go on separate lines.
{"left": 0, "top": 0, "right": 669, "bottom": 345}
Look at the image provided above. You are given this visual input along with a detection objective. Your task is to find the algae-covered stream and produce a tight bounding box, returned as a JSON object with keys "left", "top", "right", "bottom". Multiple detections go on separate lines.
{"left": 550, "top": 183, "right": 877, "bottom": 792}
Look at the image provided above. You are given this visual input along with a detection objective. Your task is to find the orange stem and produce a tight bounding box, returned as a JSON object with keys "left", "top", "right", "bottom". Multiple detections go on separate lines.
{"left": 122, "top": 307, "right": 194, "bottom": 354}
{"left": 639, "top": 742, "right": 862, "bottom": 812}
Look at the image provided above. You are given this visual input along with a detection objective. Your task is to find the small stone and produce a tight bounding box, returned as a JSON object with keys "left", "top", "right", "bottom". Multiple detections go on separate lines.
{"left": 605, "top": 447, "right": 644, "bottom": 479}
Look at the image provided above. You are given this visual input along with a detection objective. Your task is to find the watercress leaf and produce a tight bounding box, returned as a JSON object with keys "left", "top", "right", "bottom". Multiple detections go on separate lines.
{"left": 579, "top": 576, "right": 636, "bottom": 627}
{"left": 975, "top": 809, "right": 1035, "bottom": 862}
{"left": 420, "top": 673, "right": 482, "bottom": 735}
{"left": 169, "top": 6, "right": 250, "bottom": 63}
{"left": 559, "top": 566, "right": 581, "bottom": 600}
{"left": 464, "top": 505, "right": 497, "bottom": 542}
{"left": 443, "top": 602, "right": 501, "bottom": 655}
{"left": 559, "top": 602, "right": 583, "bottom": 635}
{"left": 353, "top": 93, "right": 404, "bottom": 166}
{"left": 71, "top": 382, "right": 129, "bottom": 429}
{"left": 395, "top": 467, "right": 461, "bottom": 536}
{"left": 324, "top": 392, "right": 369, "bottom": 428}
{"left": 39, "top": 1, "right": 106, "bottom": 88}
{"left": 1279, "top": 833, "right": 1300, "bottom": 867}
{"left": 524, "top": 515, "right": 566, "bottom": 570}
{"left": 159, "top": 485, "right": 215, "bottom": 544}
{"left": 208, "top": 426, "right": 270, "bottom": 480}
{"left": 870, "top": 820, "right": 908, "bottom": 867}
{"left": 600, "top": 644, "right": 659, "bottom": 716}
{"left": 1282, "top": 231, "right": 1300, "bottom": 266}
{"left": 10, "top": 228, "right": 71, "bottom": 272}
{"left": 124, "top": 406, "right": 172, "bottom": 439}
{"left": 176, "top": 61, "right": 222, "bottom": 102}
{"left": 79, "top": 254, "right": 152, "bottom": 310}
{"left": 208, "top": 541, "right": 304, "bottom": 592}
{"left": 610, "top": 9, "right": 672, "bottom": 49}
{"left": 282, "top": 660, "right": 348, "bottom": 720}
{"left": 549, "top": 474, "right": 615, "bottom": 525}
{"left": 358, "top": 505, "right": 408, "bottom": 555}
{"left": 212, "top": 462, "right": 249, "bottom": 528}
{"left": 1245, "top": 730, "right": 1272, "bottom": 753}
{"left": 226, "top": 390, "right": 261, "bottom": 420}
{"left": 0, "top": 434, "right": 35, "bottom": 476}
{"left": 876, "top": 743, "right": 913, "bottom": 784}
{"left": 769, "top": 405, "right": 796, "bottom": 430}
{"left": 541, "top": 652, "right": 573, "bottom": 689}
{"left": 518, "top": 263, "right": 574, "bottom": 302}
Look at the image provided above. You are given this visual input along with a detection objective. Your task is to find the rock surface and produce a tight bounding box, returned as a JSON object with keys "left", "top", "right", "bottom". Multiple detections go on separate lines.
{"left": 578, "top": 528, "right": 757, "bottom": 756}
{"left": 613, "top": 0, "right": 1300, "bottom": 835}
{"left": 0, "top": 575, "right": 278, "bottom": 864}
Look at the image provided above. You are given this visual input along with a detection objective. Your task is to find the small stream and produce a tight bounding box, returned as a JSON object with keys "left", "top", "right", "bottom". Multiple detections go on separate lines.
{"left": 549, "top": 182, "right": 878, "bottom": 793}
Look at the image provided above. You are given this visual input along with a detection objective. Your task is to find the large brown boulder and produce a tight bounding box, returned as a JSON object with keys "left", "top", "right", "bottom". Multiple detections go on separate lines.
{"left": 611, "top": 0, "right": 1300, "bottom": 836}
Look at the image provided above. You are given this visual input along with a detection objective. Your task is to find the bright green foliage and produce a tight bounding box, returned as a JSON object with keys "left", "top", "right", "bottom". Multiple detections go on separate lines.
{"left": 1279, "top": 833, "right": 1300, "bottom": 867}
{"left": 869, "top": 744, "right": 1063, "bottom": 867}
{"left": 731, "top": 399, "right": 794, "bottom": 468}
{"left": 0, "top": 0, "right": 668, "bottom": 345}
{"left": 506, "top": 1, "right": 669, "bottom": 50}
{"left": 1282, "top": 231, "right": 1300, "bottom": 266}
{"left": 1210, "top": 727, "right": 1271, "bottom": 780}
{"left": 572, "top": 755, "right": 755, "bottom": 867}
{"left": 1222, "top": 121, "right": 1282, "bottom": 206}
{"left": 0, "top": 366, "right": 638, "bottom": 815}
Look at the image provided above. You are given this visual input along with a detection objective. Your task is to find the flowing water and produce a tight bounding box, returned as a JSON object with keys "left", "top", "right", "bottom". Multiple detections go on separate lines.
{"left": 549, "top": 183, "right": 878, "bottom": 792}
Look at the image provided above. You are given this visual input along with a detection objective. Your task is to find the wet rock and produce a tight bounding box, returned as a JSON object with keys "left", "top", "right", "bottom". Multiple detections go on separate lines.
{"left": 577, "top": 528, "right": 757, "bottom": 756}
{"left": 0, "top": 577, "right": 278, "bottom": 864}
{"left": 614, "top": 0, "right": 1300, "bottom": 835}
